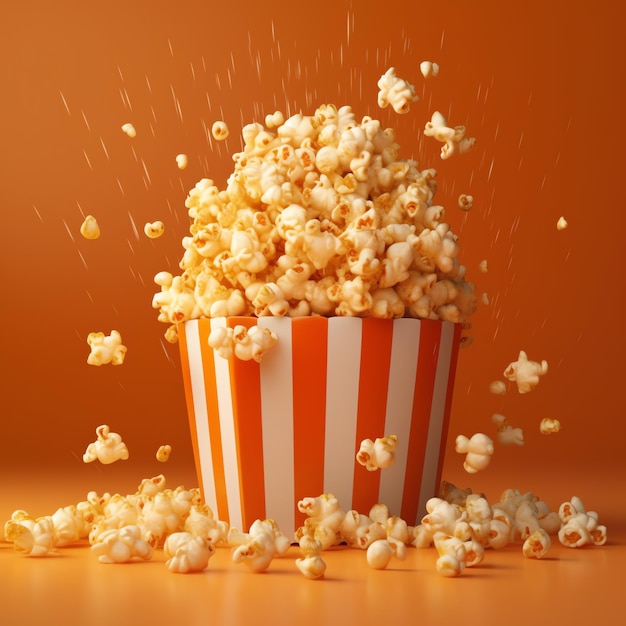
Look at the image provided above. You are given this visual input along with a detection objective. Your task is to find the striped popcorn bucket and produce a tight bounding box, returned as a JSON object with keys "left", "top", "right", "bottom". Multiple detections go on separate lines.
{"left": 178, "top": 316, "right": 462, "bottom": 539}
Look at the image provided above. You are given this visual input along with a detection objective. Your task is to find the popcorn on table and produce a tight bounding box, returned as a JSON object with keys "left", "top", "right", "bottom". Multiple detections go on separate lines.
{"left": 503, "top": 350, "right": 548, "bottom": 393}
{"left": 86, "top": 330, "right": 127, "bottom": 366}
{"left": 164, "top": 532, "right": 215, "bottom": 573}
{"left": 82, "top": 425, "right": 129, "bottom": 465}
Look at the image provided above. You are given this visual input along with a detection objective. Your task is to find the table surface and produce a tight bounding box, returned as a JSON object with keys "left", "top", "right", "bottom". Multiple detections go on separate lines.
{"left": 2, "top": 468, "right": 625, "bottom": 626}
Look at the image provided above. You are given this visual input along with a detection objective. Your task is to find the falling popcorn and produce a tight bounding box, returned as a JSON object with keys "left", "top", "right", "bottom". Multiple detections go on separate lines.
{"left": 79, "top": 215, "right": 100, "bottom": 240}
{"left": 156, "top": 445, "right": 172, "bottom": 462}
{"left": 455, "top": 433, "right": 494, "bottom": 473}
{"left": 82, "top": 425, "right": 129, "bottom": 465}
{"left": 479, "top": 259, "right": 488, "bottom": 273}
{"left": 86, "top": 330, "right": 127, "bottom": 366}
{"left": 377, "top": 67, "right": 418, "bottom": 114}
{"left": 175, "top": 153, "right": 188, "bottom": 170}
{"left": 356, "top": 435, "right": 398, "bottom": 471}
{"left": 211, "top": 120, "right": 229, "bottom": 140}
{"left": 419, "top": 60, "right": 439, "bottom": 78}
{"left": 121, "top": 122, "right": 136, "bottom": 138}
{"left": 144, "top": 221, "right": 165, "bottom": 239}
{"left": 556, "top": 216, "right": 568, "bottom": 230}
{"left": 458, "top": 194, "right": 473, "bottom": 211}
{"left": 503, "top": 350, "right": 548, "bottom": 393}
{"left": 489, "top": 380, "right": 506, "bottom": 395}
{"left": 491, "top": 413, "right": 524, "bottom": 446}
{"left": 424, "top": 111, "right": 476, "bottom": 160}
{"left": 539, "top": 418, "right": 561, "bottom": 435}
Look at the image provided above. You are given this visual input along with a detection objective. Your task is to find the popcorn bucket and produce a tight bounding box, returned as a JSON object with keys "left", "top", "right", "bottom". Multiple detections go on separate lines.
{"left": 177, "top": 316, "right": 462, "bottom": 539}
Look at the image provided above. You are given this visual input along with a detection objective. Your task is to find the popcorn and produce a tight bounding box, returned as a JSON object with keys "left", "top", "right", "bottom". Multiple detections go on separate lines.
{"left": 163, "top": 532, "right": 215, "bottom": 573}
{"left": 121, "top": 122, "right": 136, "bottom": 137}
{"left": 539, "top": 417, "right": 561, "bottom": 435}
{"left": 522, "top": 528, "right": 551, "bottom": 559}
{"left": 211, "top": 120, "right": 229, "bottom": 140}
{"left": 419, "top": 61, "right": 439, "bottom": 79}
{"left": 455, "top": 433, "right": 494, "bottom": 473}
{"left": 356, "top": 434, "right": 398, "bottom": 471}
{"left": 433, "top": 532, "right": 467, "bottom": 577}
{"left": 80, "top": 215, "right": 101, "bottom": 239}
{"left": 479, "top": 259, "right": 488, "bottom": 273}
{"left": 489, "top": 380, "right": 507, "bottom": 395}
{"left": 90, "top": 525, "right": 153, "bottom": 564}
{"left": 377, "top": 67, "right": 419, "bottom": 114}
{"left": 156, "top": 445, "right": 172, "bottom": 462}
{"left": 366, "top": 538, "right": 407, "bottom": 570}
{"left": 296, "top": 493, "right": 346, "bottom": 550}
{"left": 144, "top": 221, "right": 165, "bottom": 239}
{"left": 491, "top": 413, "right": 524, "bottom": 446}
{"left": 86, "top": 330, "right": 127, "bottom": 366}
{"left": 176, "top": 153, "right": 189, "bottom": 170}
{"left": 82, "top": 425, "right": 129, "bottom": 465}
{"left": 296, "top": 536, "right": 326, "bottom": 579}
{"left": 558, "top": 497, "right": 607, "bottom": 548}
{"left": 458, "top": 194, "right": 473, "bottom": 211}
{"left": 4, "top": 512, "right": 56, "bottom": 557}
{"left": 231, "top": 519, "right": 290, "bottom": 573}
{"left": 208, "top": 323, "right": 278, "bottom": 362}
{"left": 503, "top": 350, "right": 548, "bottom": 393}
{"left": 556, "top": 216, "right": 568, "bottom": 230}
{"left": 424, "top": 111, "right": 476, "bottom": 160}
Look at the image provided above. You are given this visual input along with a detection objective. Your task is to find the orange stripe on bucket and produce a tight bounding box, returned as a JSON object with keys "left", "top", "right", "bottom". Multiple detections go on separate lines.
{"left": 177, "top": 322, "right": 204, "bottom": 502}
{"left": 197, "top": 319, "right": 229, "bottom": 523}
{"left": 401, "top": 319, "right": 441, "bottom": 524}
{"left": 352, "top": 318, "right": 394, "bottom": 514}
{"left": 292, "top": 316, "right": 328, "bottom": 529}
{"left": 227, "top": 317, "right": 266, "bottom": 530}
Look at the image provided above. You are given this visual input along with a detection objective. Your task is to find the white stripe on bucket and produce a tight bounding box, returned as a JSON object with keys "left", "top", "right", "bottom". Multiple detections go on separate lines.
{"left": 418, "top": 321, "right": 455, "bottom": 517}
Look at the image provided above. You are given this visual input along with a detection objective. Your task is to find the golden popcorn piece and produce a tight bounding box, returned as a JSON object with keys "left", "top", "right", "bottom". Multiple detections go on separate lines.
{"left": 86, "top": 330, "right": 127, "bottom": 366}
{"left": 455, "top": 433, "right": 494, "bottom": 473}
{"left": 176, "top": 153, "right": 188, "bottom": 170}
{"left": 80, "top": 215, "right": 100, "bottom": 240}
{"left": 539, "top": 417, "right": 561, "bottom": 435}
{"left": 556, "top": 216, "right": 568, "bottom": 230}
{"left": 156, "top": 444, "right": 172, "bottom": 462}
{"left": 211, "top": 120, "right": 229, "bottom": 140}
{"left": 144, "top": 220, "right": 165, "bottom": 239}
{"left": 121, "top": 122, "right": 136, "bottom": 138}
{"left": 420, "top": 60, "right": 439, "bottom": 79}
{"left": 164, "top": 532, "right": 215, "bottom": 573}
{"left": 458, "top": 194, "right": 473, "bottom": 211}
{"left": 503, "top": 350, "right": 548, "bottom": 393}
{"left": 356, "top": 434, "right": 398, "bottom": 471}
{"left": 82, "top": 424, "right": 129, "bottom": 465}
{"left": 377, "top": 67, "right": 419, "bottom": 114}
{"left": 522, "top": 528, "right": 551, "bottom": 559}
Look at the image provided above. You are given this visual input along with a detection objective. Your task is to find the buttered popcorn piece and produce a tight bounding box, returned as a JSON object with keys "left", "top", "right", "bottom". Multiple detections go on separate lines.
{"left": 458, "top": 194, "right": 473, "bottom": 211}
{"left": 80, "top": 215, "right": 101, "bottom": 239}
{"left": 455, "top": 433, "right": 494, "bottom": 473}
{"left": 424, "top": 111, "right": 476, "bottom": 160}
{"left": 296, "top": 536, "right": 326, "bottom": 579}
{"left": 522, "top": 528, "right": 551, "bottom": 559}
{"left": 91, "top": 525, "right": 153, "bottom": 564}
{"left": 164, "top": 532, "right": 215, "bottom": 573}
{"left": 211, "top": 120, "right": 229, "bottom": 140}
{"left": 4, "top": 512, "right": 56, "bottom": 557}
{"left": 82, "top": 425, "right": 129, "bottom": 465}
{"left": 557, "top": 216, "right": 568, "bottom": 230}
{"left": 176, "top": 153, "right": 188, "bottom": 170}
{"left": 489, "top": 380, "right": 507, "bottom": 395}
{"left": 156, "top": 445, "right": 172, "bottom": 462}
{"left": 144, "top": 221, "right": 165, "bottom": 239}
{"left": 366, "top": 538, "right": 407, "bottom": 570}
{"left": 420, "top": 60, "right": 439, "bottom": 78}
{"left": 356, "top": 435, "right": 398, "bottom": 471}
{"left": 86, "top": 330, "right": 127, "bottom": 366}
{"left": 121, "top": 122, "right": 136, "bottom": 138}
{"left": 539, "top": 418, "right": 561, "bottom": 434}
{"left": 503, "top": 350, "right": 548, "bottom": 393}
{"left": 558, "top": 497, "right": 607, "bottom": 548}
{"left": 377, "top": 67, "right": 419, "bottom": 114}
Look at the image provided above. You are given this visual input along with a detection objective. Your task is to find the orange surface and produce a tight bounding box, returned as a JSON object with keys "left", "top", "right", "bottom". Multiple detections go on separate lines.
{"left": 1, "top": 0, "right": 626, "bottom": 623}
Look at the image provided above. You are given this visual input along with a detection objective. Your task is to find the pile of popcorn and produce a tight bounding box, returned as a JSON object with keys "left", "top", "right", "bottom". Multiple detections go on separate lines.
{"left": 151, "top": 98, "right": 478, "bottom": 343}
{"left": 3, "top": 476, "right": 607, "bottom": 579}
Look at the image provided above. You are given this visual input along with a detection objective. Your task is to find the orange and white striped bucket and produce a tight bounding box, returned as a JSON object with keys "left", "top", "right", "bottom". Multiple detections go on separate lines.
{"left": 178, "top": 316, "right": 461, "bottom": 539}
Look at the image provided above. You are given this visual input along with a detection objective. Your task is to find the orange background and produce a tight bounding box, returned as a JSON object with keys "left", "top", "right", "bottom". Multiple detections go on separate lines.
{"left": 1, "top": 0, "right": 625, "bottom": 622}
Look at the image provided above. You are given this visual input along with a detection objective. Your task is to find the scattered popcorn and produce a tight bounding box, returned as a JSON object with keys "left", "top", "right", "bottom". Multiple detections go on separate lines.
{"left": 419, "top": 60, "right": 439, "bottom": 79}
{"left": 556, "top": 216, "right": 568, "bottom": 230}
{"left": 176, "top": 153, "right": 189, "bottom": 170}
{"left": 80, "top": 215, "right": 100, "bottom": 239}
{"left": 211, "top": 120, "right": 229, "bottom": 140}
{"left": 522, "top": 528, "right": 551, "bottom": 559}
{"left": 479, "top": 259, "right": 488, "bottom": 273}
{"left": 366, "top": 538, "right": 407, "bottom": 570}
{"left": 91, "top": 525, "right": 153, "bottom": 564}
{"left": 231, "top": 519, "right": 290, "bottom": 573}
{"left": 356, "top": 434, "right": 398, "bottom": 471}
{"left": 156, "top": 445, "right": 172, "bottom": 462}
{"left": 4, "top": 512, "right": 56, "bottom": 557}
{"left": 503, "top": 350, "right": 548, "bottom": 393}
{"left": 558, "top": 497, "right": 607, "bottom": 548}
{"left": 491, "top": 413, "right": 524, "bottom": 446}
{"left": 296, "top": 536, "right": 326, "bottom": 579}
{"left": 86, "top": 330, "right": 127, "bottom": 366}
{"left": 82, "top": 425, "right": 129, "bottom": 465}
{"left": 539, "top": 417, "right": 561, "bottom": 435}
{"left": 489, "top": 380, "right": 507, "bottom": 395}
{"left": 424, "top": 111, "right": 476, "bottom": 160}
{"left": 481, "top": 292, "right": 489, "bottom": 306}
{"left": 296, "top": 493, "right": 347, "bottom": 550}
{"left": 433, "top": 532, "right": 467, "bottom": 577}
{"left": 144, "top": 221, "right": 165, "bottom": 239}
{"left": 455, "top": 433, "right": 494, "bottom": 473}
{"left": 121, "top": 122, "right": 136, "bottom": 138}
{"left": 458, "top": 194, "right": 473, "bottom": 211}
{"left": 377, "top": 67, "right": 418, "bottom": 114}
{"left": 163, "top": 532, "right": 215, "bottom": 573}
